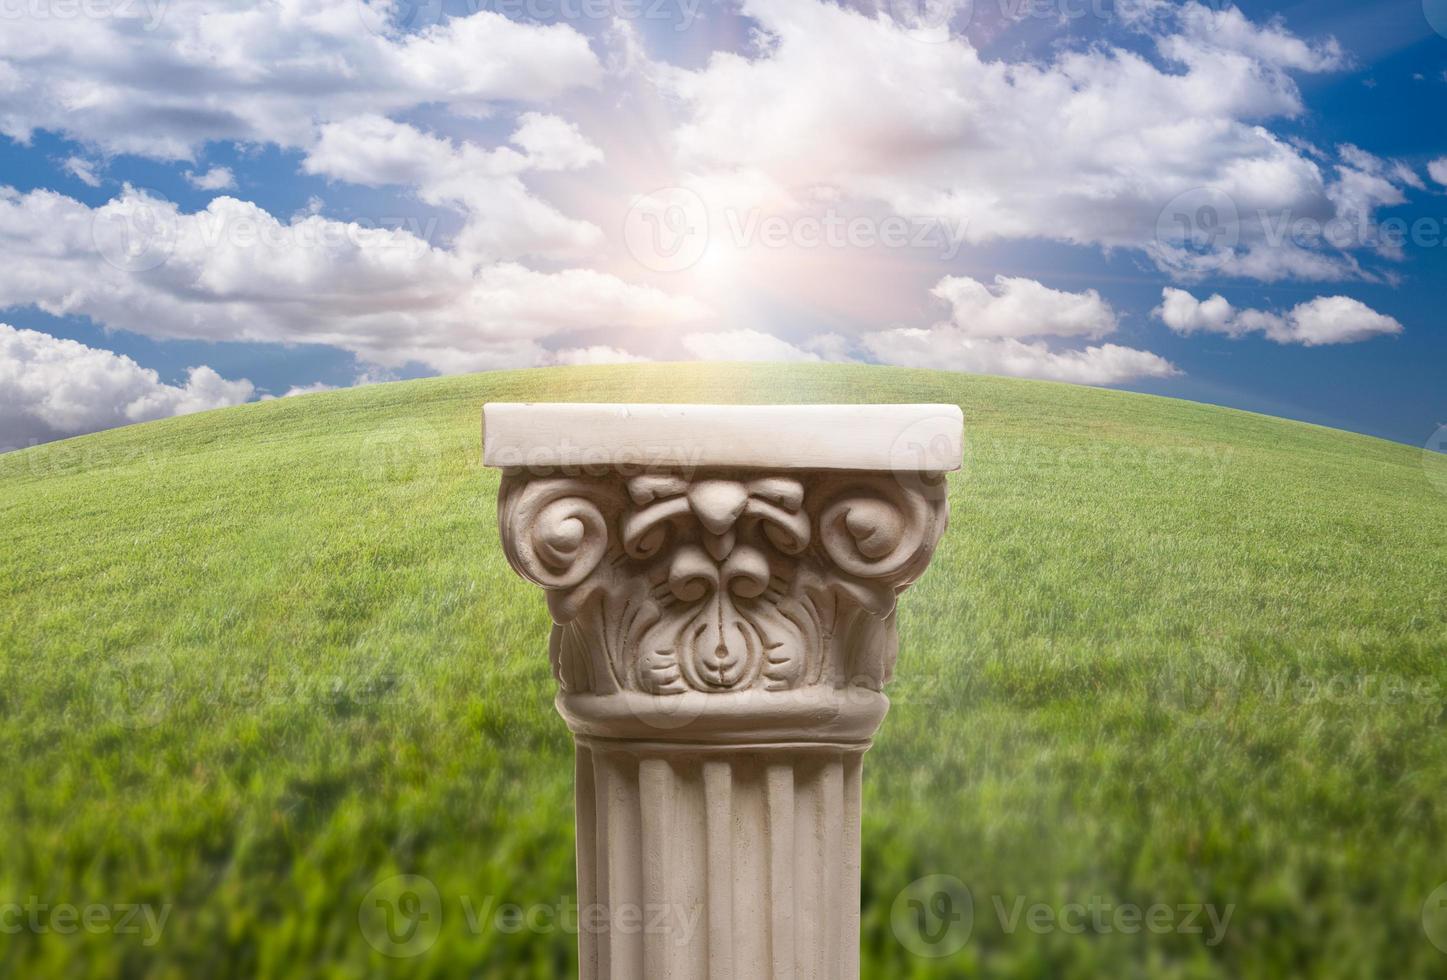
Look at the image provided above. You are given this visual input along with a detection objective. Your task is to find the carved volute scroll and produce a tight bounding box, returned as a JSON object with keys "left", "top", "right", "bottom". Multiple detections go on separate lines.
{"left": 497, "top": 467, "right": 949, "bottom": 700}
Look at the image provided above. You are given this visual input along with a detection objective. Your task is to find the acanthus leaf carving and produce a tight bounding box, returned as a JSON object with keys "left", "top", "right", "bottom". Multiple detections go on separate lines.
{"left": 497, "top": 468, "right": 948, "bottom": 697}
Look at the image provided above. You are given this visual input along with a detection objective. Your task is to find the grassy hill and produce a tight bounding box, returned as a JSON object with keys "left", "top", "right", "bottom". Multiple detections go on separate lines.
{"left": 1, "top": 362, "right": 1444, "bottom": 979}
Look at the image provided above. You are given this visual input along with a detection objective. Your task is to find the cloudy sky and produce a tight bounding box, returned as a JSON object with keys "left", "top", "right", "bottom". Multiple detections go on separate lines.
{"left": 0, "top": 0, "right": 1443, "bottom": 450}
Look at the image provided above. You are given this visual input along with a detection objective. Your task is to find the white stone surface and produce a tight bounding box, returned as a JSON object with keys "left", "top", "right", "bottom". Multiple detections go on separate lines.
{"left": 486, "top": 402, "right": 959, "bottom": 979}
{"left": 483, "top": 402, "right": 964, "bottom": 472}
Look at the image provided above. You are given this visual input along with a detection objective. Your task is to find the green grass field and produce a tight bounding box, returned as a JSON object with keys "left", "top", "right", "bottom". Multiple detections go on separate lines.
{"left": 1, "top": 362, "right": 1444, "bottom": 978}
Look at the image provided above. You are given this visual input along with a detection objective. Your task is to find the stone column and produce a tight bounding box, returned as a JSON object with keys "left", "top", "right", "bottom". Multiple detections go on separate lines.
{"left": 484, "top": 403, "right": 961, "bottom": 980}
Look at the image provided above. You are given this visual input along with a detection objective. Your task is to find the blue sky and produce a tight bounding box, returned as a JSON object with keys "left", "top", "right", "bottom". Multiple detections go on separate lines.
{"left": 0, "top": 0, "right": 1442, "bottom": 450}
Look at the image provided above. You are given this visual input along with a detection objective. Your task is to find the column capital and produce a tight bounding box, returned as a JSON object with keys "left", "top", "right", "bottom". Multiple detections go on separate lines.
{"left": 486, "top": 402, "right": 962, "bottom": 745}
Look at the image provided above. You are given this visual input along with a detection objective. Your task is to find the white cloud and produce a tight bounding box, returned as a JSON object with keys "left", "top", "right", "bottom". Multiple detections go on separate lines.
{"left": 1156, "top": 288, "right": 1241, "bottom": 336}
{"left": 860, "top": 330, "right": 1179, "bottom": 385}
{"left": 303, "top": 114, "right": 491, "bottom": 187}
{"left": 1338, "top": 144, "right": 1423, "bottom": 190}
{"left": 0, "top": 186, "right": 707, "bottom": 375}
{"left": 670, "top": 277, "right": 1172, "bottom": 385}
{"left": 0, "top": 2, "right": 611, "bottom": 291}
{"left": 1430, "top": 158, "right": 1447, "bottom": 188}
{"left": 1284, "top": 296, "right": 1404, "bottom": 345}
{"left": 0, "top": 4, "right": 601, "bottom": 161}
{"left": 302, "top": 113, "right": 602, "bottom": 261}
{"left": 800, "top": 332, "right": 855, "bottom": 362}
{"left": 0, "top": 324, "right": 253, "bottom": 448}
{"left": 658, "top": 0, "right": 1415, "bottom": 282}
{"left": 0, "top": 5, "right": 643, "bottom": 443}
{"left": 63, "top": 157, "right": 102, "bottom": 187}
{"left": 681, "top": 329, "right": 823, "bottom": 362}
{"left": 185, "top": 166, "right": 237, "bottom": 191}
{"left": 547, "top": 346, "right": 650, "bottom": 366}
{"left": 510, "top": 112, "right": 605, "bottom": 172}
{"left": 1153, "top": 1, "right": 1345, "bottom": 72}
{"left": 930, "top": 276, "right": 1119, "bottom": 339}
{"left": 857, "top": 274, "right": 1176, "bottom": 384}
{"left": 1155, "top": 288, "right": 1403, "bottom": 345}
{"left": 281, "top": 382, "right": 337, "bottom": 397}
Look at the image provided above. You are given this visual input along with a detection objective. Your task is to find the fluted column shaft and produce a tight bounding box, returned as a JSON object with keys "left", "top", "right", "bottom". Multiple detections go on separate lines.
{"left": 573, "top": 742, "right": 863, "bottom": 980}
